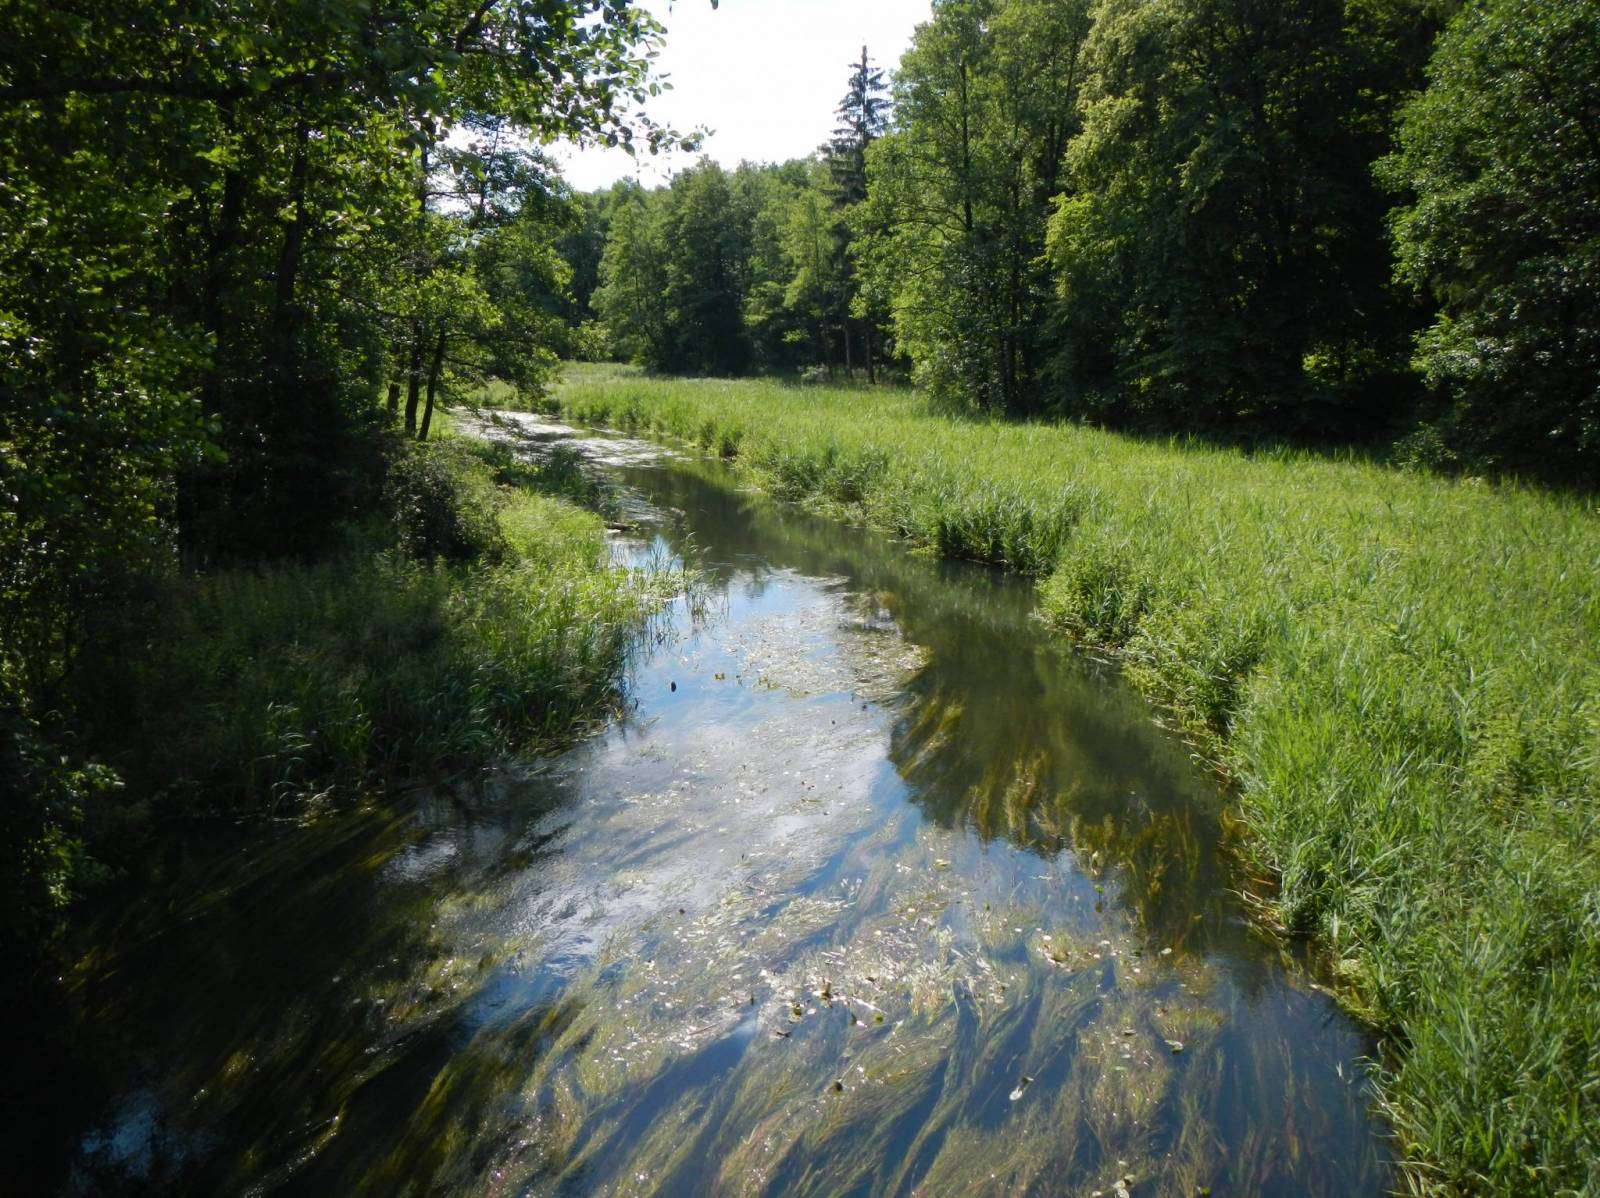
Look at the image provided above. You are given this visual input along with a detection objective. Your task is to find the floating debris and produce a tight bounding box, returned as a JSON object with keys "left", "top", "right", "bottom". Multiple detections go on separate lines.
{"left": 1009, "top": 1075, "right": 1035, "bottom": 1102}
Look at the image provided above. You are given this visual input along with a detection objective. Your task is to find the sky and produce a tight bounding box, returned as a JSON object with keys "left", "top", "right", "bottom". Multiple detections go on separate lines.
{"left": 555, "top": 0, "right": 933, "bottom": 192}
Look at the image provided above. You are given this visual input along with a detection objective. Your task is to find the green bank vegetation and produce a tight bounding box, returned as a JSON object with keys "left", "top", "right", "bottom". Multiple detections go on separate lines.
{"left": 7, "top": 429, "right": 652, "bottom": 950}
{"left": 547, "top": 366, "right": 1600, "bottom": 1197}
{"left": 2, "top": 1, "right": 694, "bottom": 960}
{"left": 104, "top": 437, "right": 648, "bottom": 814}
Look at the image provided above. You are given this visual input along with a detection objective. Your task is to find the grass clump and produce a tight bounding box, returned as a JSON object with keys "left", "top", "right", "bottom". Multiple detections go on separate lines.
{"left": 543, "top": 364, "right": 1600, "bottom": 1196}
{"left": 85, "top": 433, "right": 649, "bottom": 821}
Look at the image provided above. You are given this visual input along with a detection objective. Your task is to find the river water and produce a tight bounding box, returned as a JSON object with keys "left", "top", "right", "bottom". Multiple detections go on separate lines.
{"left": 17, "top": 414, "right": 1391, "bottom": 1196}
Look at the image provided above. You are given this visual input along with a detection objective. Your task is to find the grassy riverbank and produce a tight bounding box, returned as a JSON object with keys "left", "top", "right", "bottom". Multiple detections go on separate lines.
{"left": 544, "top": 365, "right": 1600, "bottom": 1196}
{"left": 8, "top": 429, "right": 652, "bottom": 954}
{"left": 113, "top": 432, "right": 649, "bottom": 810}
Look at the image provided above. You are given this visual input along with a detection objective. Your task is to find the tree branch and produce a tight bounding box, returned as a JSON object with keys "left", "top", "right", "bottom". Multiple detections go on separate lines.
{"left": 0, "top": 69, "right": 348, "bottom": 107}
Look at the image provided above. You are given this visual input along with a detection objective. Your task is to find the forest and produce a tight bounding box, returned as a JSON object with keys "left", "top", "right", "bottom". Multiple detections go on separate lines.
{"left": 2, "top": 0, "right": 687, "bottom": 953}
{"left": 575, "top": 0, "right": 1598, "bottom": 481}
{"left": 2, "top": 0, "right": 1598, "bottom": 1195}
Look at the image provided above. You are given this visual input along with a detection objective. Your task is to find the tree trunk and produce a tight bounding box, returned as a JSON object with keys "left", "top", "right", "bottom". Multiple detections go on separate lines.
{"left": 843, "top": 323, "right": 854, "bottom": 376}
{"left": 865, "top": 322, "right": 876, "bottom": 385}
{"left": 268, "top": 118, "right": 311, "bottom": 391}
{"left": 384, "top": 336, "right": 405, "bottom": 420}
{"left": 403, "top": 133, "right": 433, "bottom": 435}
{"left": 418, "top": 322, "right": 447, "bottom": 441}
{"left": 959, "top": 60, "right": 974, "bottom": 235}
{"left": 201, "top": 118, "right": 245, "bottom": 418}
{"left": 403, "top": 321, "right": 424, "bottom": 435}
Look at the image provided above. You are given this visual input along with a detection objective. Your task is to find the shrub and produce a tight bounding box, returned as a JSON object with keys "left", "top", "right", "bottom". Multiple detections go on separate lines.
{"left": 383, "top": 440, "right": 507, "bottom": 564}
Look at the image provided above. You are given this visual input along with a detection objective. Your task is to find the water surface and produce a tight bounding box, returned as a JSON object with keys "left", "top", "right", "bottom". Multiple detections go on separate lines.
{"left": 15, "top": 414, "right": 1389, "bottom": 1196}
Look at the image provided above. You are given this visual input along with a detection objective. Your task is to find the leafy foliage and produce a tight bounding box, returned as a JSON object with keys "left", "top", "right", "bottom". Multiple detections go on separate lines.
{"left": 1381, "top": 0, "right": 1600, "bottom": 479}
{"left": 859, "top": 0, "right": 1093, "bottom": 411}
{"left": 596, "top": 161, "right": 758, "bottom": 374}
{"left": 0, "top": 0, "right": 698, "bottom": 957}
{"left": 1046, "top": 0, "right": 1433, "bottom": 433}
{"left": 384, "top": 439, "right": 507, "bottom": 563}
{"left": 593, "top": 51, "right": 895, "bottom": 380}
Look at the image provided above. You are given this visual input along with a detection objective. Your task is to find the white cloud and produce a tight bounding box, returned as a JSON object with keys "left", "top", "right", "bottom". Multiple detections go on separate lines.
{"left": 555, "top": 0, "right": 931, "bottom": 192}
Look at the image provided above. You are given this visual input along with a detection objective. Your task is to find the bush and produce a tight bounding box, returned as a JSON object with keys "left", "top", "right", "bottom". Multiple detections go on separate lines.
{"left": 383, "top": 440, "right": 507, "bottom": 563}
{"left": 463, "top": 437, "right": 618, "bottom": 517}
{"left": 0, "top": 701, "right": 117, "bottom": 958}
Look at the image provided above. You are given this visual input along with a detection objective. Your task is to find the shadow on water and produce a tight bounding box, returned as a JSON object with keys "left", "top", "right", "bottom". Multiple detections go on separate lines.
{"left": 7, "top": 413, "right": 1392, "bottom": 1197}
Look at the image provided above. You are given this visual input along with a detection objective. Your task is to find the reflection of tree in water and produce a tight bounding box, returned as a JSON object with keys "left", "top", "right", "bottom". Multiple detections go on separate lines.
{"left": 623, "top": 457, "right": 1250, "bottom": 952}
{"left": 617, "top": 457, "right": 1041, "bottom": 641}
{"left": 50, "top": 791, "right": 588, "bottom": 1196}
{"left": 884, "top": 628, "right": 1236, "bottom": 951}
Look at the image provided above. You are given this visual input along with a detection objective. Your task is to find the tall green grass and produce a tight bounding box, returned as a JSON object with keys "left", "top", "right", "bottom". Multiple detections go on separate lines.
{"left": 89, "top": 435, "right": 650, "bottom": 818}
{"left": 545, "top": 365, "right": 1600, "bottom": 1197}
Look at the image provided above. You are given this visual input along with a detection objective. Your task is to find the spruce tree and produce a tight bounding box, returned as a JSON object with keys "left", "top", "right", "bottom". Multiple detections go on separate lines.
{"left": 823, "top": 47, "right": 891, "bottom": 378}
{"left": 828, "top": 47, "right": 891, "bottom": 205}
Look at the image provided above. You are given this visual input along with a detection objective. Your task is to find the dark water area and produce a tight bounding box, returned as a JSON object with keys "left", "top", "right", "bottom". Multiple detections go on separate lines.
{"left": 4, "top": 414, "right": 1391, "bottom": 1196}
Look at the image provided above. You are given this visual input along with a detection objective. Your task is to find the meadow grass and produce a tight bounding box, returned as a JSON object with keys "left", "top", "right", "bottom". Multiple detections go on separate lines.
{"left": 91, "top": 428, "right": 651, "bottom": 817}
{"left": 545, "top": 364, "right": 1600, "bottom": 1197}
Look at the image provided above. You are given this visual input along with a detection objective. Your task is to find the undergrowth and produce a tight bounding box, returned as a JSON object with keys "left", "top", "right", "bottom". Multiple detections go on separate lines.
{"left": 77, "top": 427, "right": 650, "bottom": 847}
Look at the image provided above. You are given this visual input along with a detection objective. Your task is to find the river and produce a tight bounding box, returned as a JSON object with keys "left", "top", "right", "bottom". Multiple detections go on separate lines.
{"left": 19, "top": 413, "right": 1390, "bottom": 1196}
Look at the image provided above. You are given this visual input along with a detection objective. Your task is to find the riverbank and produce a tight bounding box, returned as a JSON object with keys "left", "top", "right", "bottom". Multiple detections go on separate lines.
{"left": 5, "top": 423, "right": 690, "bottom": 1192}
{"left": 6, "top": 427, "right": 654, "bottom": 962}
{"left": 543, "top": 366, "right": 1600, "bottom": 1196}
{"left": 106, "top": 441, "right": 650, "bottom": 813}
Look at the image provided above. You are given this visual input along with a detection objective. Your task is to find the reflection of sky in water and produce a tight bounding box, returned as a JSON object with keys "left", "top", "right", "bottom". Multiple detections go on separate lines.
{"left": 37, "top": 421, "right": 1391, "bottom": 1198}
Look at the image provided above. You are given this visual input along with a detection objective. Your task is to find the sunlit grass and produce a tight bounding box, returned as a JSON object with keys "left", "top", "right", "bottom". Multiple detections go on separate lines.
{"left": 96, "top": 433, "right": 653, "bottom": 814}
{"left": 542, "top": 366, "right": 1600, "bottom": 1196}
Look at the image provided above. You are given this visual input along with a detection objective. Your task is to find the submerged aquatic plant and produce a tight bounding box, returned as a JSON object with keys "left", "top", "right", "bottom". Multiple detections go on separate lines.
{"left": 545, "top": 364, "right": 1600, "bottom": 1196}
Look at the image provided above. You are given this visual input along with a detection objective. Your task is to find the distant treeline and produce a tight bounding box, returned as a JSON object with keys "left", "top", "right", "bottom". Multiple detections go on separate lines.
{"left": 575, "top": 0, "right": 1599, "bottom": 482}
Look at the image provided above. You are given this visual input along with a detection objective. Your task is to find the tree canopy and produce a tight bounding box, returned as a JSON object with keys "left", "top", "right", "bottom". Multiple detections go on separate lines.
{"left": 579, "top": 0, "right": 1596, "bottom": 482}
{"left": 0, "top": 0, "right": 701, "bottom": 951}
{"left": 1381, "top": 0, "right": 1600, "bottom": 478}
